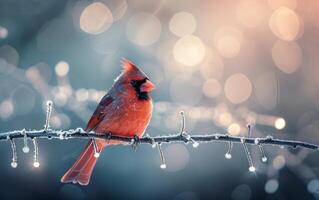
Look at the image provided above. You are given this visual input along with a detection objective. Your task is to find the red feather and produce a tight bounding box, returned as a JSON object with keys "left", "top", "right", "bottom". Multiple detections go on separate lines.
{"left": 61, "top": 59, "right": 154, "bottom": 185}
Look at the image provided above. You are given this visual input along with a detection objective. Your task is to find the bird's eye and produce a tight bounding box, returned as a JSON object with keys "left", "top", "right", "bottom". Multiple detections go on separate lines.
{"left": 130, "top": 80, "right": 138, "bottom": 87}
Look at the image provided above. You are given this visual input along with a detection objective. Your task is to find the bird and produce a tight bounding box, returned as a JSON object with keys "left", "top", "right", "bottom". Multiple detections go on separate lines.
{"left": 61, "top": 59, "right": 155, "bottom": 185}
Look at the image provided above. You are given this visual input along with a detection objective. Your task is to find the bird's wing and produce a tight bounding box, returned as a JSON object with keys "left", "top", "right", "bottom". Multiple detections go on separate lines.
{"left": 85, "top": 94, "right": 114, "bottom": 132}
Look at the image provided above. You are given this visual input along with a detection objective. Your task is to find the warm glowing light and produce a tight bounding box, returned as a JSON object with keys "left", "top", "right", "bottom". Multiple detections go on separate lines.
{"left": 228, "top": 123, "right": 241, "bottom": 135}
{"left": 269, "top": 7, "right": 301, "bottom": 41}
{"left": 126, "top": 12, "right": 161, "bottom": 46}
{"left": 75, "top": 89, "right": 89, "bottom": 102}
{"left": 272, "top": 40, "right": 302, "bottom": 74}
{"left": 236, "top": 0, "right": 266, "bottom": 27}
{"left": 55, "top": 61, "right": 69, "bottom": 76}
{"left": 0, "top": 100, "right": 14, "bottom": 119}
{"left": 202, "top": 79, "right": 221, "bottom": 98}
{"left": 173, "top": 35, "right": 206, "bottom": 66}
{"left": 273, "top": 155, "right": 285, "bottom": 169}
{"left": 169, "top": 12, "right": 197, "bottom": 37}
{"left": 224, "top": 73, "right": 252, "bottom": 104}
{"left": 274, "top": 118, "right": 286, "bottom": 130}
{"left": 218, "top": 112, "right": 232, "bottom": 126}
{"left": 80, "top": 2, "right": 113, "bottom": 34}
{"left": 214, "top": 27, "right": 243, "bottom": 58}
{"left": 0, "top": 26, "right": 8, "bottom": 39}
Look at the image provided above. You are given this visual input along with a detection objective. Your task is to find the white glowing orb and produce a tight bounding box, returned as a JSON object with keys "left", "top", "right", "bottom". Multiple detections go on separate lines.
{"left": 55, "top": 61, "right": 69, "bottom": 76}
{"left": 262, "top": 156, "right": 268, "bottom": 162}
{"left": 249, "top": 166, "right": 256, "bottom": 172}
{"left": 94, "top": 152, "right": 100, "bottom": 158}
{"left": 126, "top": 13, "right": 161, "bottom": 46}
{"left": 33, "top": 161, "right": 40, "bottom": 168}
{"left": 173, "top": 35, "right": 206, "bottom": 66}
{"left": 274, "top": 118, "right": 286, "bottom": 130}
{"left": 11, "top": 162, "right": 17, "bottom": 168}
{"left": 80, "top": 2, "right": 113, "bottom": 35}
{"left": 22, "top": 146, "right": 30, "bottom": 153}
{"left": 160, "top": 164, "right": 166, "bottom": 169}
{"left": 169, "top": 12, "right": 196, "bottom": 37}
{"left": 225, "top": 153, "right": 232, "bottom": 159}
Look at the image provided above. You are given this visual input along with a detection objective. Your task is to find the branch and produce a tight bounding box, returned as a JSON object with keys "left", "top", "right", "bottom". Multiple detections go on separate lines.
{"left": 0, "top": 128, "right": 317, "bottom": 150}
{"left": 0, "top": 102, "right": 318, "bottom": 172}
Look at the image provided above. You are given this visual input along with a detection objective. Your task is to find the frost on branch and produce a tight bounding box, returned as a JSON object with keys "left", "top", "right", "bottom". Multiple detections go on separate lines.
{"left": 0, "top": 103, "right": 318, "bottom": 174}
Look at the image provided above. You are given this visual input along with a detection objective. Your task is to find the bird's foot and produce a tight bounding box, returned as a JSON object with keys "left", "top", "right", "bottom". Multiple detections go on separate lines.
{"left": 131, "top": 135, "right": 140, "bottom": 151}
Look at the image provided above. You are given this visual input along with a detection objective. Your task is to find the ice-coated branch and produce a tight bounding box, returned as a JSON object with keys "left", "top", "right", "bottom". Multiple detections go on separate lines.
{"left": 0, "top": 102, "right": 318, "bottom": 172}
{"left": 0, "top": 128, "right": 318, "bottom": 150}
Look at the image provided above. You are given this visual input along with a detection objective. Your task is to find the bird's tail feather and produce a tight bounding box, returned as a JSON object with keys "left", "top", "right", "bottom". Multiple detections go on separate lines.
{"left": 61, "top": 140, "right": 104, "bottom": 185}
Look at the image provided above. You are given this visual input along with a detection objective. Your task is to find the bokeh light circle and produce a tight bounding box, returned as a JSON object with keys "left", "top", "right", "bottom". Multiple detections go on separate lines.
{"left": 272, "top": 40, "right": 302, "bottom": 74}
{"left": 169, "top": 12, "right": 197, "bottom": 37}
{"left": 269, "top": 7, "right": 301, "bottom": 41}
{"left": 173, "top": 35, "right": 206, "bottom": 66}
{"left": 265, "top": 179, "right": 279, "bottom": 194}
{"left": 80, "top": 2, "right": 113, "bottom": 35}
{"left": 55, "top": 61, "right": 69, "bottom": 76}
{"left": 126, "top": 12, "right": 162, "bottom": 46}
{"left": 224, "top": 73, "right": 252, "bottom": 104}
{"left": 163, "top": 144, "right": 190, "bottom": 172}
{"left": 214, "top": 27, "right": 243, "bottom": 58}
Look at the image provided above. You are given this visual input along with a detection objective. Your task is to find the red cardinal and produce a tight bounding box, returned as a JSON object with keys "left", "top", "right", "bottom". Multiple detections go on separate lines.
{"left": 61, "top": 59, "right": 155, "bottom": 185}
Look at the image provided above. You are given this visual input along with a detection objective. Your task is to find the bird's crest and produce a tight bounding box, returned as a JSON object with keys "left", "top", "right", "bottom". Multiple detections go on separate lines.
{"left": 121, "top": 58, "right": 137, "bottom": 73}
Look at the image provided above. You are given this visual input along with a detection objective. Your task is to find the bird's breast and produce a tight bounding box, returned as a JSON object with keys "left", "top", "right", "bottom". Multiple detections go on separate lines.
{"left": 95, "top": 98, "right": 153, "bottom": 138}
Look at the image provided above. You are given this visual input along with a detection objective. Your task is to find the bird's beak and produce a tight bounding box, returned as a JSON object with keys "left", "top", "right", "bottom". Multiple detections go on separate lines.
{"left": 140, "top": 79, "right": 155, "bottom": 92}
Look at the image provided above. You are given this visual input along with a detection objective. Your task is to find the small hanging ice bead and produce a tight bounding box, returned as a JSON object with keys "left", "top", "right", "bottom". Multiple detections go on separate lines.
{"left": 94, "top": 152, "right": 100, "bottom": 158}
{"left": 262, "top": 156, "right": 268, "bottom": 162}
{"left": 33, "top": 161, "right": 40, "bottom": 168}
{"left": 22, "top": 146, "right": 30, "bottom": 153}
{"left": 192, "top": 142, "right": 199, "bottom": 148}
{"left": 152, "top": 143, "right": 157, "bottom": 148}
{"left": 160, "top": 164, "right": 166, "bottom": 169}
{"left": 11, "top": 161, "right": 17, "bottom": 168}
{"left": 59, "top": 134, "right": 64, "bottom": 140}
{"left": 225, "top": 153, "right": 232, "bottom": 159}
{"left": 241, "top": 138, "right": 245, "bottom": 143}
{"left": 249, "top": 166, "right": 256, "bottom": 172}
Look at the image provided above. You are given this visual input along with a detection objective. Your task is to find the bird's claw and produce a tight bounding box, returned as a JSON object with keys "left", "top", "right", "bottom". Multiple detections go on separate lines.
{"left": 131, "top": 135, "right": 140, "bottom": 151}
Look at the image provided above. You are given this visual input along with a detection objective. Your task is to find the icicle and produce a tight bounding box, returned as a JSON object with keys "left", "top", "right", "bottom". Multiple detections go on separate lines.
{"left": 179, "top": 111, "right": 186, "bottom": 135}
{"left": 178, "top": 111, "right": 199, "bottom": 148}
{"left": 44, "top": 100, "right": 53, "bottom": 131}
{"left": 33, "top": 138, "right": 40, "bottom": 168}
{"left": 22, "top": 129, "right": 29, "bottom": 153}
{"left": 259, "top": 145, "right": 268, "bottom": 162}
{"left": 242, "top": 138, "right": 255, "bottom": 172}
{"left": 92, "top": 139, "right": 100, "bottom": 158}
{"left": 10, "top": 138, "right": 17, "bottom": 168}
{"left": 157, "top": 143, "right": 166, "bottom": 169}
{"left": 225, "top": 141, "right": 233, "bottom": 159}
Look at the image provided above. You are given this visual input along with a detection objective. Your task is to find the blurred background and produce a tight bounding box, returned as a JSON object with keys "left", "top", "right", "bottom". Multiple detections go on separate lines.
{"left": 0, "top": 0, "right": 319, "bottom": 199}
